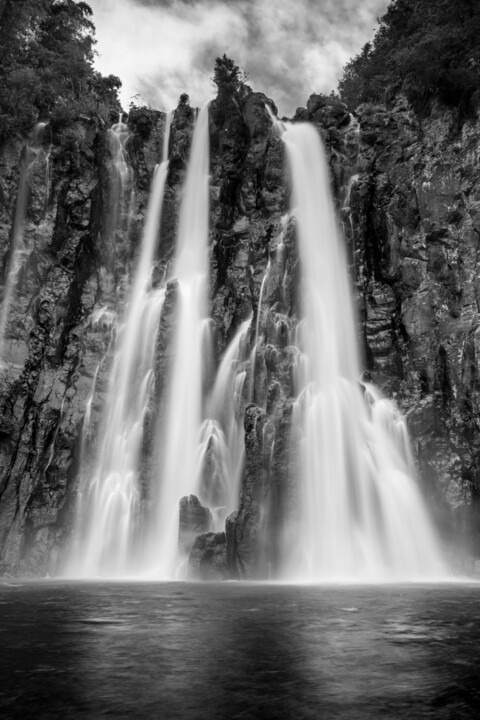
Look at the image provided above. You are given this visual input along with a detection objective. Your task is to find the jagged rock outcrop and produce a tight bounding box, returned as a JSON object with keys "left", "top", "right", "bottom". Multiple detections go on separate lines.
{"left": 0, "top": 117, "right": 109, "bottom": 575}
{"left": 188, "top": 531, "right": 228, "bottom": 581}
{"left": 179, "top": 494, "right": 212, "bottom": 555}
{"left": 226, "top": 405, "right": 270, "bottom": 579}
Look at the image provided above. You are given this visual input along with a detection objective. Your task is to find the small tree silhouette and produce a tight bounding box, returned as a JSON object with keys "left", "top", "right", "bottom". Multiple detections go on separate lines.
{"left": 213, "top": 55, "right": 245, "bottom": 95}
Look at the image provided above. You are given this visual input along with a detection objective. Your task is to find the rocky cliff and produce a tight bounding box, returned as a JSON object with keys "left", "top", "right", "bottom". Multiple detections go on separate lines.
{"left": 0, "top": 82, "right": 479, "bottom": 577}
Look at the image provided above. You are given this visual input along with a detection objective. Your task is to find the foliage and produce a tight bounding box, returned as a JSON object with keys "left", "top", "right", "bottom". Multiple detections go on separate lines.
{"left": 338, "top": 0, "right": 480, "bottom": 118}
{"left": 213, "top": 55, "right": 246, "bottom": 96}
{"left": 0, "top": 0, "right": 122, "bottom": 144}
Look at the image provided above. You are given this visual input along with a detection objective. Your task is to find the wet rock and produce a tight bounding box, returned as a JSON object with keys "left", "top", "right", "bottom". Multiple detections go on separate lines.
{"left": 351, "top": 99, "right": 480, "bottom": 547}
{"left": 188, "top": 531, "right": 228, "bottom": 580}
{"left": 0, "top": 105, "right": 170, "bottom": 575}
{"left": 226, "top": 405, "right": 269, "bottom": 579}
{"left": 242, "top": 92, "right": 277, "bottom": 140}
{"left": 233, "top": 216, "right": 249, "bottom": 235}
{"left": 178, "top": 495, "right": 212, "bottom": 555}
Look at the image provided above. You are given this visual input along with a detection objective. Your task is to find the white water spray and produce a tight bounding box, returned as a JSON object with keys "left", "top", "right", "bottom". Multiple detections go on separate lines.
{"left": 199, "top": 317, "right": 251, "bottom": 527}
{"left": 152, "top": 105, "right": 211, "bottom": 577}
{"left": 108, "top": 119, "right": 131, "bottom": 191}
{"left": 67, "top": 114, "right": 172, "bottom": 577}
{"left": 107, "top": 118, "right": 135, "bottom": 237}
{"left": 281, "top": 122, "right": 446, "bottom": 581}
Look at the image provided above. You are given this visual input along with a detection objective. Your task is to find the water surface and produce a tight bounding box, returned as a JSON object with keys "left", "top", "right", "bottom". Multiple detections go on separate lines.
{"left": 1, "top": 582, "right": 479, "bottom": 719}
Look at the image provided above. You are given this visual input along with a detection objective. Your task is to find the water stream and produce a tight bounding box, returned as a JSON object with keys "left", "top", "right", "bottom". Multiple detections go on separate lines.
{"left": 200, "top": 316, "right": 251, "bottom": 527}
{"left": 106, "top": 118, "right": 134, "bottom": 240}
{"left": 151, "top": 105, "right": 211, "bottom": 577}
{"left": 281, "top": 122, "right": 446, "bottom": 581}
{"left": 68, "top": 114, "right": 172, "bottom": 577}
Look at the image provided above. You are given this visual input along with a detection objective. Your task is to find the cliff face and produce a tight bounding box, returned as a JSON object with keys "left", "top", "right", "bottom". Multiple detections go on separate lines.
{"left": 0, "top": 85, "right": 479, "bottom": 577}
{"left": 0, "top": 111, "right": 170, "bottom": 575}
{"left": 0, "top": 118, "right": 108, "bottom": 575}
{"left": 351, "top": 98, "right": 480, "bottom": 561}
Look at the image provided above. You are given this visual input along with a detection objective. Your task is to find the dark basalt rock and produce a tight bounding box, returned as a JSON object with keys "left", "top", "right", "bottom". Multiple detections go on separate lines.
{"left": 188, "top": 531, "right": 228, "bottom": 580}
{"left": 178, "top": 495, "right": 212, "bottom": 555}
{"left": 226, "top": 404, "right": 269, "bottom": 579}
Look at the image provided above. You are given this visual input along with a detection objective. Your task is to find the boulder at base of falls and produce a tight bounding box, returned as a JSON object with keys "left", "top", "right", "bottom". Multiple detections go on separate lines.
{"left": 178, "top": 495, "right": 212, "bottom": 554}
{"left": 187, "top": 532, "right": 228, "bottom": 580}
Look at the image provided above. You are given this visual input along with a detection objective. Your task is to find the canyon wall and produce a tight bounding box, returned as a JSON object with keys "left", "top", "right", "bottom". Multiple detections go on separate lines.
{"left": 0, "top": 85, "right": 479, "bottom": 576}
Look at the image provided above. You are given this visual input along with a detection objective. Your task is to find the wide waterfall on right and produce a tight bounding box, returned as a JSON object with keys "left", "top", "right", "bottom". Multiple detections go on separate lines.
{"left": 281, "top": 122, "right": 446, "bottom": 581}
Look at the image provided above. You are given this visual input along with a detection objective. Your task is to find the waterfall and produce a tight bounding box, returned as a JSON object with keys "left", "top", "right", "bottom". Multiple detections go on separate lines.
{"left": 200, "top": 317, "right": 251, "bottom": 527}
{"left": 65, "top": 103, "right": 446, "bottom": 581}
{"left": 108, "top": 118, "right": 131, "bottom": 192}
{"left": 250, "top": 263, "right": 270, "bottom": 402}
{"left": 281, "top": 122, "right": 446, "bottom": 581}
{"left": 67, "top": 113, "right": 172, "bottom": 578}
{"left": 106, "top": 118, "right": 134, "bottom": 240}
{"left": 151, "top": 105, "right": 211, "bottom": 577}
{"left": 0, "top": 123, "right": 46, "bottom": 362}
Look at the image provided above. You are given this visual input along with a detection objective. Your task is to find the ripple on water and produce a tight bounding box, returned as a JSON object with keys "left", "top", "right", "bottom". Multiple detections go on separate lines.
{"left": 0, "top": 581, "right": 480, "bottom": 719}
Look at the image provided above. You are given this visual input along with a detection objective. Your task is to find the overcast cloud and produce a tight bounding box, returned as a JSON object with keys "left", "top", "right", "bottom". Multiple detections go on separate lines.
{"left": 87, "top": 0, "right": 390, "bottom": 115}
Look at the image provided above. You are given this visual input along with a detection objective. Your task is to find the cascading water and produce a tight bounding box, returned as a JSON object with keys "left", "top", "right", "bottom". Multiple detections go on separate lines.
{"left": 280, "top": 122, "right": 446, "bottom": 581}
{"left": 107, "top": 117, "right": 134, "bottom": 239}
{"left": 0, "top": 123, "right": 46, "bottom": 361}
{"left": 80, "top": 306, "right": 117, "bottom": 448}
{"left": 250, "top": 262, "right": 270, "bottom": 402}
{"left": 109, "top": 117, "right": 131, "bottom": 190}
{"left": 152, "top": 105, "right": 211, "bottom": 577}
{"left": 67, "top": 113, "right": 172, "bottom": 577}
{"left": 65, "top": 102, "right": 446, "bottom": 582}
{"left": 199, "top": 317, "right": 251, "bottom": 528}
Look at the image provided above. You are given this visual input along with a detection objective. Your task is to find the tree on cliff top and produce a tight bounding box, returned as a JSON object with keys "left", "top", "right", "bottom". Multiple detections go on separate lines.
{"left": 0, "top": 0, "right": 121, "bottom": 143}
{"left": 213, "top": 55, "right": 246, "bottom": 96}
{"left": 338, "top": 0, "right": 480, "bottom": 119}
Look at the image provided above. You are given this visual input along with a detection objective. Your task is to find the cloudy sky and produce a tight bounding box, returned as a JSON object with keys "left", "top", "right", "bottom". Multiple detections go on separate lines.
{"left": 87, "top": 0, "right": 390, "bottom": 116}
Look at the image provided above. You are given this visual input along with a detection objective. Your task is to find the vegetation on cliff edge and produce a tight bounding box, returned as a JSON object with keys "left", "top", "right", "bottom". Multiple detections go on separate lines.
{"left": 0, "top": 0, "right": 122, "bottom": 144}
{"left": 338, "top": 0, "right": 480, "bottom": 119}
